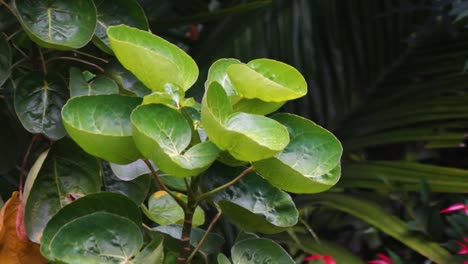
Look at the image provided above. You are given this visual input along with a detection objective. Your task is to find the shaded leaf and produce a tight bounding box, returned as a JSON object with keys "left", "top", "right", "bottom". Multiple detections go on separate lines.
{"left": 62, "top": 94, "right": 142, "bottom": 164}
{"left": 93, "top": 0, "right": 148, "bottom": 54}
{"left": 203, "top": 163, "right": 298, "bottom": 234}
{"left": 103, "top": 169, "right": 151, "bottom": 205}
{"left": 0, "top": 34, "right": 11, "bottom": 87}
{"left": 14, "top": 73, "right": 68, "bottom": 140}
{"left": 133, "top": 233, "right": 165, "bottom": 264}
{"left": 0, "top": 101, "right": 18, "bottom": 173}
{"left": 217, "top": 253, "right": 231, "bottom": 264}
{"left": 231, "top": 238, "right": 295, "bottom": 264}
{"left": 108, "top": 25, "right": 199, "bottom": 91}
{"left": 104, "top": 58, "right": 151, "bottom": 97}
{"left": 109, "top": 159, "right": 153, "bottom": 181}
{"left": 69, "top": 67, "right": 118, "bottom": 97}
{"left": 0, "top": 192, "right": 47, "bottom": 264}
{"left": 23, "top": 139, "right": 101, "bottom": 243}
{"left": 254, "top": 114, "right": 342, "bottom": 193}
{"left": 14, "top": 0, "right": 97, "bottom": 49}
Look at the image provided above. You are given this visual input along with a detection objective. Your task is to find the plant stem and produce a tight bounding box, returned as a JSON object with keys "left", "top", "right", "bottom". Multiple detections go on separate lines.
{"left": 38, "top": 47, "right": 47, "bottom": 75}
{"left": 71, "top": 50, "right": 109, "bottom": 63}
{"left": 143, "top": 159, "right": 186, "bottom": 209}
{"left": 0, "top": 0, "right": 18, "bottom": 18}
{"left": 196, "top": 166, "right": 254, "bottom": 203}
{"left": 45, "top": 56, "right": 105, "bottom": 72}
{"left": 178, "top": 194, "right": 197, "bottom": 264}
{"left": 186, "top": 210, "right": 222, "bottom": 263}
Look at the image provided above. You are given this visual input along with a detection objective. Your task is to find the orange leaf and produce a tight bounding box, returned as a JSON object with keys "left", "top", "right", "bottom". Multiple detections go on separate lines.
{"left": 0, "top": 192, "right": 47, "bottom": 264}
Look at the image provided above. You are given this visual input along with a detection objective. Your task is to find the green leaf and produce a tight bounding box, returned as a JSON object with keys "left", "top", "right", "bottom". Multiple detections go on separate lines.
{"left": 202, "top": 163, "right": 298, "bottom": 234}
{"left": 227, "top": 59, "right": 307, "bottom": 102}
{"left": 153, "top": 224, "right": 224, "bottom": 255}
{"left": 296, "top": 193, "right": 457, "bottom": 264}
{"left": 14, "top": 0, "right": 97, "bottom": 49}
{"left": 0, "top": 34, "right": 11, "bottom": 86}
{"left": 108, "top": 25, "right": 199, "bottom": 91}
{"left": 206, "top": 59, "right": 285, "bottom": 115}
{"left": 231, "top": 238, "right": 295, "bottom": 264}
{"left": 201, "top": 82, "right": 289, "bottom": 161}
{"left": 69, "top": 67, "right": 119, "bottom": 97}
{"left": 40, "top": 192, "right": 141, "bottom": 259}
{"left": 62, "top": 94, "right": 142, "bottom": 164}
{"left": 133, "top": 234, "right": 165, "bottom": 264}
{"left": 254, "top": 114, "right": 342, "bottom": 193}
{"left": 48, "top": 212, "right": 143, "bottom": 264}
{"left": 14, "top": 73, "right": 68, "bottom": 140}
{"left": 23, "top": 139, "right": 101, "bottom": 243}
{"left": 109, "top": 159, "right": 153, "bottom": 181}
{"left": 217, "top": 253, "right": 231, "bottom": 264}
{"left": 142, "top": 83, "right": 185, "bottom": 108}
{"left": 93, "top": 0, "right": 148, "bottom": 54}
{"left": 104, "top": 58, "right": 151, "bottom": 97}
{"left": 131, "top": 104, "right": 219, "bottom": 177}
{"left": 144, "top": 191, "right": 204, "bottom": 227}
{"left": 103, "top": 168, "right": 151, "bottom": 205}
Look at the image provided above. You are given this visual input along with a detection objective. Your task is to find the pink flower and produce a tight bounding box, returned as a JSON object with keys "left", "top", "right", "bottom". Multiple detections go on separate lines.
{"left": 368, "top": 253, "right": 393, "bottom": 264}
{"left": 304, "top": 254, "right": 336, "bottom": 264}
{"left": 440, "top": 203, "right": 468, "bottom": 215}
{"left": 454, "top": 238, "right": 468, "bottom": 255}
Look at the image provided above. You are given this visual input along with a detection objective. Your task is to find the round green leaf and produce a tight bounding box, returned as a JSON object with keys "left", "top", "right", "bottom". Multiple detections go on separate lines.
{"left": 131, "top": 104, "right": 219, "bottom": 177}
{"left": 254, "top": 114, "right": 343, "bottom": 193}
{"left": 202, "top": 163, "right": 298, "bottom": 234}
{"left": 109, "top": 159, "right": 153, "bottom": 181}
{"left": 227, "top": 58, "right": 307, "bottom": 102}
{"left": 103, "top": 169, "right": 151, "bottom": 205}
{"left": 14, "top": 73, "right": 68, "bottom": 140}
{"left": 133, "top": 234, "right": 165, "bottom": 264}
{"left": 144, "top": 191, "right": 205, "bottom": 227}
{"left": 201, "top": 82, "right": 289, "bottom": 161}
{"left": 40, "top": 192, "right": 142, "bottom": 259}
{"left": 62, "top": 94, "right": 142, "bottom": 164}
{"left": 93, "top": 0, "right": 148, "bottom": 54}
{"left": 108, "top": 25, "right": 199, "bottom": 91}
{"left": 23, "top": 139, "right": 101, "bottom": 243}
{"left": 69, "top": 67, "right": 118, "bottom": 97}
{"left": 104, "top": 58, "right": 151, "bottom": 97}
{"left": 48, "top": 212, "right": 143, "bottom": 264}
{"left": 206, "top": 59, "right": 285, "bottom": 115}
{"left": 217, "top": 254, "right": 231, "bottom": 264}
{"left": 231, "top": 238, "right": 295, "bottom": 264}
{"left": 142, "top": 83, "right": 185, "bottom": 108}
{"left": 0, "top": 34, "right": 11, "bottom": 86}
{"left": 14, "top": 0, "right": 97, "bottom": 49}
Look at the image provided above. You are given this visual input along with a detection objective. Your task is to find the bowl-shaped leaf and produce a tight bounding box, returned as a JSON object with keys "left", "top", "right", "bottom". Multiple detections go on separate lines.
{"left": 254, "top": 114, "right": 343, "bottom": 193}
{"left": 62, "top": 95, "right": 142, "bottom": 164}
{"left": 108, "top": 25, "right": 198, "bottom": 91}
{"left": 131, "top": 104, "right": 218, "bottom": 177}
{"left": 201, "top": 82, "right": 289, "bottom": 161}
{"left": 227, "top": 58, "right": 307, "bottom": 102}
{"left": 14, "top": 0, "right": 97, "bottom": 49}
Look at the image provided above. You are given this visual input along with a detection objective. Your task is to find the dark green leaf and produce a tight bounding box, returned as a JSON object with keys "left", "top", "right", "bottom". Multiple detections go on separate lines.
{"left": 217, "top": 253, "right": 231, "bottom": 264}
{"left": 69, "top": 67, "right": 119, "bottom": 97}
{"left": 133, "top": 234, "right": 164, "bottom": 264}
{"left": 40, "top": 192, "right": 142, "bottom": 259}
{"left": 93, "top": 0, "right": 148, "bottom": 54}
{"left": 23, "top": 139, "right": 101, "bottom": 243}
{"left": 14, "top": 73, "right": 68, "bottom": 140}
{"left": 0, "top": 34, "right": 11, "bottom": 86}
{"left": 62, "top": 94, "right": 142, "bottom": 164}
{"left": 103, "top": 169, "right": 151, "bottom": 205}
{"left": 15, "top": 0, "right": 97, "bottom": 49}
{"left": 231, "top": 238, "right": 295, "bottom": 264}
{"left": 104, "top": 58, "right": 151, "bottom": 97}
{"left": 0, "top": 101, "right": 18, "bottom": 173}
{"left": 109, "top": 159, "right": 152, "bottom": 181}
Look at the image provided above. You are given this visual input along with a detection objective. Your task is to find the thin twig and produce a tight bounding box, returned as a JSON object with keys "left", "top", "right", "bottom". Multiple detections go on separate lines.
{"left": 11, "top": 57, "right": 30, "bottom": 69}
{"left": 143, "top": 159, "right": 187, "bottom": 209}
{"left": 186, "top": 210, "right": 223, "bottom": 263}
{"left": 6, "top": 29, "right": 22, "bottom": 41}
{"left": 46, "top": 56, "right": 105, "bottom": 72}
{"left": 71, "top": 49, "right": 109, "bottom": 64}
{"left": 0, "top": 0, "right": 18, "bottom": 18}
{"left": 299, "top": 217, "right": 320, "bottom": 243}
{"left": 11, "top": 41, "right": 29, "bottom": 59}
{"left": 196, "top": 166, "right": 253, "bottom": 203}
{"left": 38, "top": 47, "right": 47, "bottom": 75}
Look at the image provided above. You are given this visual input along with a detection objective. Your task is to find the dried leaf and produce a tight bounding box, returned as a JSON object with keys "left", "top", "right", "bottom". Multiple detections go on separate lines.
{"left": 0, "top": 192, "right": 47, "bottom": 264}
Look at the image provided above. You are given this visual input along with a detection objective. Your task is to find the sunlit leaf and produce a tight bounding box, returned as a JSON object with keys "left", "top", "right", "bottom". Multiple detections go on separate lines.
{"left": 14, "top": 0, "right": 97, "bottom": 49}
{"left": 109, "top": 159, "right": 153, "bottom": 181}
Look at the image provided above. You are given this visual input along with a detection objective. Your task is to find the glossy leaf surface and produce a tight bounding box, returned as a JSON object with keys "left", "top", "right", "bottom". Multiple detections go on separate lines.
{"left": 40, "top": 192, "right": 141, "bottom": 259}
{"left": 15, "top": 0, "right": 97, "bottom": 49}
{"left": 227, "top": 59, "right": 307, "bottom": 102}
{"left": 104, "top": 59, "right": 151, "bottom": 97}
{"left": 103, "top": 171, "right": 151, "bottom": 205}
{"left": 145, "top": 191, "right": 204, "bottom": 226}
{"left": 62, "top": 94, "right": 142, "bottom": 164}
{"left": 203, "top": 163, "right": 298, "bottom": 234}
{"left": 93, "top": 0, "right": 148, "bottom": 54}
{"left": 109, "top": 159, "right": 152, "bottom": 181}
{"left": 23, "top": 139, "right": 101, "bottom": 243}
{"left": 131, "top": 104, "right": 218, "bottom": 177}
{"left": 201, "top": 82, "right": 289, "bottom": 161}
{"left": 69, "top": 67, "right": 118, "bottom": 97}
{"left": 133, "top": 234, "right": 164, "bottom": 264}
{"left": 231, "top": 238, "right": 295, "bottom": 264}
{"left": 14, "top": 73, "right": 68, "bottom": 140}
{"left": 254, "top": 114, "right": 342, "bottom": 193}
{"left": 48, "top": 212, "right": 143, "bottom": 264}
{"left": 0, "top": 34, "right": 11, "bottom": 86}
{"left": 108, "top": 25, "right": 199, "bottom": 91}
